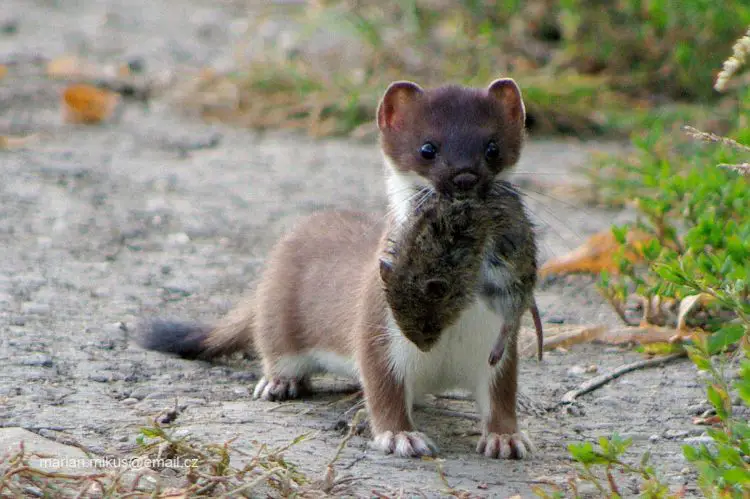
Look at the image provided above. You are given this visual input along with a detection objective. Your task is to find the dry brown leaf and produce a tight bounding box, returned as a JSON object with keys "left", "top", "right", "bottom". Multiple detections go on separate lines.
{"left": 692, "top": 415, "right": 721, "bottom": 426}
{"left": 602, "top": 325, "right": 694, "bottom": 345}
{"left": 676, "top": 293, "right": 715, "bottom": 331}
{"left": 62, "top": 84, "right": 120, "bottom": 124}
{"left": 539, "top": 228, "right": 654, "bottom": 276}
{"left": 519, "top": 324, "right": 607, "bottom": 357}
{"left": 47, "top": 55, "right": 89, "bottom": 79}
{"left": 0, "top": 64, "right": 7, "bottom": 80}
{"left": 0, "top": 134, "right": 36, "bottom": 149}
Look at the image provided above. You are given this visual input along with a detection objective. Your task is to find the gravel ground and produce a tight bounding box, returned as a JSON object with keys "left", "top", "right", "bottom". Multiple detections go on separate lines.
{"left": 0, "top": 1, "right": 708, "bottom": 497}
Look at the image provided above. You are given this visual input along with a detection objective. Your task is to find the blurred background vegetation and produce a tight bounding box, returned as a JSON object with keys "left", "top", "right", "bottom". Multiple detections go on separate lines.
{"left": 196, "top": 0, "right": 750, "bottom": 138}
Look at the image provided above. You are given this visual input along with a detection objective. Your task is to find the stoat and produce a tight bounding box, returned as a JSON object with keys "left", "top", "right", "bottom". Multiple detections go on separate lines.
{"left": 138, "top": 78, "right": 539, "bottom": 459}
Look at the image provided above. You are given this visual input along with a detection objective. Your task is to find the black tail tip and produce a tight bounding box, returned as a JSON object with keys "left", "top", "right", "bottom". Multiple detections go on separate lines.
{"left": 136, "top": 319, "right": 212, "bottom": 359}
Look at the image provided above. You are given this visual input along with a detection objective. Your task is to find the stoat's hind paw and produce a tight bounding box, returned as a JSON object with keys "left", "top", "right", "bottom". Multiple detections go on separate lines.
{"left": 476, "top": 432, "right": 534, "bottom": 459}
{"left": 370, "top": 431, "right": 438, "bottom": 457}
{"left": 252, "top": 376, "right": 309, "bottom": 401}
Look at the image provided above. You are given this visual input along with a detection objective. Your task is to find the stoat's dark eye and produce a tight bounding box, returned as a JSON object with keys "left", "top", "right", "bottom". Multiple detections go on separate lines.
{"left": 420, "top": 142, "right": 438, "bottom": 160}
{"left": 485, "top": 141, "right": 500, "bottom": 160}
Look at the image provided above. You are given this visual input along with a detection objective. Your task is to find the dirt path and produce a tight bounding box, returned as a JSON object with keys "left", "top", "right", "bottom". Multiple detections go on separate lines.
{"left": 0, "top": 1, "right": 706, "bottom": 497}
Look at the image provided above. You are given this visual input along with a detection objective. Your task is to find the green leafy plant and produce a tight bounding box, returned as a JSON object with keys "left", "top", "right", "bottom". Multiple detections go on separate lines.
{"left": 533, "top": 434, "right": 676, "bottom": 498}
{"left": 681, "top": 338, "right": 750, "bottom": 497}
{"left": 579, "top": 25, "right": 750, "bottom": 499}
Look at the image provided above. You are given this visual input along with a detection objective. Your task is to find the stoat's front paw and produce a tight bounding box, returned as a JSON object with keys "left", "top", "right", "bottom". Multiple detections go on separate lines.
{"left": 371, "top": 431, "right": 438, "bottom": 458}
{"left": 252, "top": 376, "right": 308, "bottom": 401}
{"left": 476, "top": 432, "right": 534, "bottom": 459}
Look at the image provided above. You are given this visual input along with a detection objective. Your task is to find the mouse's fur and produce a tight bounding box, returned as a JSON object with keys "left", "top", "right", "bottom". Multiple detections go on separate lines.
{"left": 380, "top": 183, "right": 538, "bottom": 359}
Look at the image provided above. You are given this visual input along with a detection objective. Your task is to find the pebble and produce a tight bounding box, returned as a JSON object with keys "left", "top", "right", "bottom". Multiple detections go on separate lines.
{"left": 89, "top": 374, "right": 109, "bottom": 383}
{"left": 128, "top": 387, "right": 150, "bottom": 400}
{"left": 232, "top": 387, "right": 250, "bottom": 397}
{"left": 144, "top": 391, "right": 174, "bottom": 400}
{"left": 103, "top": 322, "right": 127, "bottom": 335}
{"left": 122, "top": 398, "right": 139, "bottom": 406}
{"left": 229, "top": 371, "right": 257, "bottom": 382}
{"left": 567, "top": 365, "right": 587, "bottom": 376}
{"left": 595, "top": 396, "right": 621, "bottom": 408}
{"left": 21, "top": 302, "right": 50, "bottom": 315}
{"left": 663, "top": 429, "right": 689, "bottom": 439}
{"left": 684, "top": 435, "right": 714, "bottom": 446}
{"left": 166, "top": 232, "right": 190, "bottom": 246}
{"left": 91, "top": 287, "right": 111, "bottom": 298}
{"left": 687, "top": 401, "right": 711, "bottom": 415}
{"left": 546, "top": 315, "right": 565, "bottom": 324}
{"left": 0, "top": 19, "right": 19, "bottom": 34}
{"left": 649, "top": 434, "right": 660, "bottom": 442}
{"left": 21, "top": 354, "right": 53, "bottom": 367}
{"left": 162, "top": 279, "right": 198, "bottom": 295}
{"left": 9, "top": 316, "right": 25, "bottom": 326}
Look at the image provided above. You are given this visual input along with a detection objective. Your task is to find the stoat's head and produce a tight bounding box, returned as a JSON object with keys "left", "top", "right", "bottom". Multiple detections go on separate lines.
{"left": 377, "top": 79, "right": 526, "bottom": 223}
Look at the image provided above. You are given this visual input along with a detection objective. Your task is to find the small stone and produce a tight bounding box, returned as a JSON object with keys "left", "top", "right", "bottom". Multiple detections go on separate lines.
{"left": 584, "top": 365, "right": 598, "bottom": 373}
{"left": 546, "top": 315, "right": 565, "bottom": 324}
{"left": 232, "top": 387, "right": 250, "bottom": 397}
{"left": 684, "top": 435, "right": 714, "bottom": 446}
{"left": 9, "top": 316, "right": 26, "bottom": 326}
{"left": 567, "top": 365, "right": 587, "bottom": 376}
{"left": 687, "top": 402, "right": 710, "bottom": 415}
{"left": 21, "top": 354, "right": 53, "bottom": 367}
{"left": 162, "top": 279, "right": 198, "bottom": 295}
{"left": 576, "top": 482, "right": 599, "bottom": 497}
{"left": 144, "top": 392, "right": 173, "bottom": 400}
{"left": 663, "top": 429, "right": 689, "bottom": 439}
{"left": 22, "top": 302, "right": 50, "bottom": 315}
{"left": 37, "top": 236, "right": 52, "bottom": 248}
{"left": 91, "top": 287, "right": 111, "bottom": 298}
{"left": 649, "top": 434, "right": 660, "bottom": 442}
{"left": 104, "top": 322, "right": 127, "bottom": 335}
{"left": 595, "top": 396, "right": 621, "bottom": 408}
{"left": 127, "top": 57, "right": 145, "bottom": 73}
{"left": 122, "top": 398, "right": 139, "bottom": 405}
{"left": 89, "top": 374, "right": 109, "bottom": 383}
{"left": 128, "top": 387, "right": 149, "bottom": 400}
{"left": 166, "top": 232, "right": 190, "bottom": 246}
{"left": 0, "top": 19, "right": 19, "bottom": 35}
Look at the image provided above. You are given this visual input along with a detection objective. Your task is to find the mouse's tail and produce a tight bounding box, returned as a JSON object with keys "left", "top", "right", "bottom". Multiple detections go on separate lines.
{"left": 137, "top": 301, "right": 254, "bottom": 360}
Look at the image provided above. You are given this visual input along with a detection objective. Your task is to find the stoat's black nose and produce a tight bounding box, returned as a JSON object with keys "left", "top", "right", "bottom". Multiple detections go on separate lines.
{"left": 453, "top": 172, "right": 479, "bottom": 190}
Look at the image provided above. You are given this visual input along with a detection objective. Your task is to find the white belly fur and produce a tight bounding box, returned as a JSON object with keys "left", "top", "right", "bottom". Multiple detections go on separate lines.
{"left": 386, "top": 299, "right": 505, "bottom": 420}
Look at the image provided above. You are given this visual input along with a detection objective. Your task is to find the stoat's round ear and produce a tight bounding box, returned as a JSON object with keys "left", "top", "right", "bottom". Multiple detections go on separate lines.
{"left": 487, "top": 78, "right": 526, "bottom": 126}
{"left": 377, "top": 81, "right": 424, "bottom": 132}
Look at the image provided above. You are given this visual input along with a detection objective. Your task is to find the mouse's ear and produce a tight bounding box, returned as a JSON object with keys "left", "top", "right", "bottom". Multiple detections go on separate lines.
{"left": 377, "top": 81, "right": 424, "bottom": 132}
{"left": 487, "top": 78, "right": 526, "bottom": 126}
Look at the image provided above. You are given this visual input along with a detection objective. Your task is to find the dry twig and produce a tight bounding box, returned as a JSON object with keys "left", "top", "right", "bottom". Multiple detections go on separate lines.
{"left": 560, "top": 352, "right": 686, "bottom": 404}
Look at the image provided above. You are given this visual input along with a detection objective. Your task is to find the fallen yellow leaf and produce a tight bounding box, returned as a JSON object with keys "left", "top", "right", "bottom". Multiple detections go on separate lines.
{"left": 62, "top": 84, "right": 120, "bottom": 124}
{"left": 0, "top": 134, "right": 36, "bottom": 149}
{"left": 540, "top": 228, "right": 654, "bottom": 276}
{"left": 47, "top": 55, "right": 87, "bottom": 79}
{"left": 0, "top": 64, "right": 7, "bottom": 80}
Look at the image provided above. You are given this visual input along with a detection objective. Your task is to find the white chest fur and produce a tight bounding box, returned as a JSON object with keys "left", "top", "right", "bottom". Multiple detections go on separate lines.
{"left": 386, "top": 300, "right": 505, "bottom": 403}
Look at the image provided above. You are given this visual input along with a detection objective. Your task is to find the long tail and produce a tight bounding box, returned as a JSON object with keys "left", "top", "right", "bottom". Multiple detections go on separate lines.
{"left": 136, "top": 301, "right": 254, "bottom": 360}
